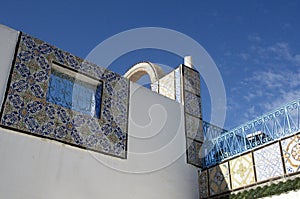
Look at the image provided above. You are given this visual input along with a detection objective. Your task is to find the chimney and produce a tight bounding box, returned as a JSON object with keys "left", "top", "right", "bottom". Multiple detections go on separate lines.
{"left": 184, "top": 56, "right": 193, "bottom": 68}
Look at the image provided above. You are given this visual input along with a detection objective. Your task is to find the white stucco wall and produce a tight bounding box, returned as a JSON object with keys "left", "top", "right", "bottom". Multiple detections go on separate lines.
{"left": 0, "top": 25, "right": 199, "bottom": 199}
{"left": 0, "top": 24, "right": 19, "bottom": 108}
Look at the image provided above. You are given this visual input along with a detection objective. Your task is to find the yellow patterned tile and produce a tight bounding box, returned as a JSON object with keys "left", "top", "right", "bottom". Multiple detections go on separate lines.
{"left": 209, "top": 162, "right": 231, "bottom": 195}
{"left": 229, "top": 153, "right": 255, "bottom": 189}
{"left": 281, "top": 135, "right": 300, "bottom": 174}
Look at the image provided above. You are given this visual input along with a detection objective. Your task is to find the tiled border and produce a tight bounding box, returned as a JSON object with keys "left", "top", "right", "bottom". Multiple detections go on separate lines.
{"left": 208, "top": 162, "right": 231, "bottom": 195}
{"left": 281, "top": 134, "right": 300, "bottom": 174}
{"left": 200, "top": 132, "right": 300, "bottom": 198}
{"left": 182, "top": 65, "right": 203, "bottom": 168}
{"left": 187, "top": 138, "right": 202, "bottom": 166}
{"left": 186, "top": 113, "right": 203, "bottom": 142}
{"left": 254, "top": 142, "right": 284, "bottom": 182}
{"left": 0, "top": 32, "right": 129, "bottom": 159}
{"left": 229, "top": 153, "right": 255, "bottom": 189}
{"left": 199, "top": 170, "right": 209, "bottom": 198}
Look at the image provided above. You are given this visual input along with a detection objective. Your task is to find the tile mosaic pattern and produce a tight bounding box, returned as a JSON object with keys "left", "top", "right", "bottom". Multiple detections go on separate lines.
{"left": 254, "top": 143, "right": 284, "bottom": 181}
{"left": 159, "top": 72, "right": 175, "bottom": 100}
{"left": 187, "top": 138, "right": 202, "bottom": 166}
{"left": 184, "top": 91, "right": 202, "bottom": 118}
{"left": 0, "top": 33, "right": 129, "bottom": 158}
{"left": 186, "top": 114, "right": 203, "bottom": 142}
{"left": 183, "top": 66, "right": 200, "bottom": 95}
{"left": 181, "top": 65, "right": 203, "bottom": 168}
{"left": 281, "top": 135, "right": 300, "bottom": 174}
{"left": 209, "top": 162, "right": 231, "bottom": 196}
{"left": 229, "top": 153, "right": 255, "bottom": 189}
{"left": 199, "top": 170, "right": 209, "bottom": 198}
{"left": 174, "top": 67, "right": 181, "bottom": 103}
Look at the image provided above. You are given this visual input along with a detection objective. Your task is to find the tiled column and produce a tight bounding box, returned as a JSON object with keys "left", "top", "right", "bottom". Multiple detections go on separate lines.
{"left": 182, "top": 65, "right": 203, "bottom": 168}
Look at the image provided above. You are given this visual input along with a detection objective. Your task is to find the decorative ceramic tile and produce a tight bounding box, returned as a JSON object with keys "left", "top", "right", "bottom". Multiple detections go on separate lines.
{"left": 174, "top": 67, "right": 181, "bottom": 103}
{"left": 199, "top": 170, "right": 209, "bottom": 198}
{"left": 186, "top": 114, "right": 203, "bottom": 142}
{"left": 184, "top": 91, "right": 202, "bottom": 118}
{"left": 229, "top": 153, "right": 255, "bottom": 189}
{"left": 254, "top": 143, "right": 284, "bottom": 181}
{"left": 183, "top": 66, "right": 203, "bottom": 167}
{"left": 187, "top": 138, "right": 202, "bottom": 166}
{"left": 281, "top": 134, "right": 300, "bottom": 174}
{"left": 183, "top": 66, "right": 200, "bottom": 95}
{"left": 159, "top": 72, "right": 175, "bottom": 100}
{"left": 209, "top": 162, "right": 231, "bottom": 196}
{"left": 0, "top": 33, "right": 129, "bottom": 158}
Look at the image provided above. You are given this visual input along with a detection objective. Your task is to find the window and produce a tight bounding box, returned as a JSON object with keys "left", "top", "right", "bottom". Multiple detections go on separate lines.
{"left": 46, "top": 63, "right": 102, "bottom": 118}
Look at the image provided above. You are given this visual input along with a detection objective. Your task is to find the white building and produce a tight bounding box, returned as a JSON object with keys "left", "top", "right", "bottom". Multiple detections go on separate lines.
{"left": 2, "top": 24, "right": 300, "bottom": 199}
{"left": 0, "top": 24, "right": 202, "bottom": 199}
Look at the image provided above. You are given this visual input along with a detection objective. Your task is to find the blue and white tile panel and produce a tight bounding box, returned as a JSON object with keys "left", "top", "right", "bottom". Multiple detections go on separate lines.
{"left": 0, "top": 33, "right": 129, "bottom": 158}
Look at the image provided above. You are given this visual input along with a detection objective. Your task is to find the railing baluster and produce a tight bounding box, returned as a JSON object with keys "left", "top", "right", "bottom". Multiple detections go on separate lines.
{"left": 202, "top": 98, "right": 300, "bottom": 168}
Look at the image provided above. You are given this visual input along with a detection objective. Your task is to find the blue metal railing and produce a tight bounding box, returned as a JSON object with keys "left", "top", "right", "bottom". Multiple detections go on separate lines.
{"left": 203, "top": 98, "right": 300, "bottom": 168}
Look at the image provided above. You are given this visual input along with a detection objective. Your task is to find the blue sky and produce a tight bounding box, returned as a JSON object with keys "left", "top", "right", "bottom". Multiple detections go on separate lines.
{"left": 1, "top": 0, "right": 300, "bottom": 129}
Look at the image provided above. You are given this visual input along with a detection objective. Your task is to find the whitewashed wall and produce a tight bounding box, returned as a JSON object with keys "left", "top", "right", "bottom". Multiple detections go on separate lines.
{"left": 0, "top": 24, "right": 19, "bottom": 108}
{"left": 0, "top": 25, "right": 199, "bottom": 199}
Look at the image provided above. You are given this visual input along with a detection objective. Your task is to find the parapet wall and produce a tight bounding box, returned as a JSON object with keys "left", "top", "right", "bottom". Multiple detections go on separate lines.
{"left": 199, "top": 132, "right": 300, "bottom": 198}
{"left": 0, "top": 24, "right": 199, "bottom": 199}
{"left": 151, "top": 65, "right": 204, "bottom": 168}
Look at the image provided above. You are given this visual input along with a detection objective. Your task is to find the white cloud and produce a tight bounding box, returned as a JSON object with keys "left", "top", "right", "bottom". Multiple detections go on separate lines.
{"left": 225, "top": 40, "right": 300, "bottom": 128}
{"left": 249, "top": 71, "right": 285, "bottom": 88}
{"left": 228, "top": 68, "right": 300, "bottom": 128}
{"left": 243, "top": 90, "right": 263, "bottom": 102}
{"left": 243, "top": 105, "right": 257, "bottom": 121}
{"left": 282, "top": 23, "right": 292, "bottom": 30}
{"left": 263, "top": 90, "right": 300, "bottom": 111}
{"left": 248, "top": 33, "right": 262, "bottom": 42}
{"left": 250, "top": 42, "right": 300, "bottom": 66}
{"left": 239, "top": 53, "right": 250, "bottom": 60}
{"left": 295, "top": 54, "right": 300, "bottom": 64}
{"left": 244, "top": 69, "right": 300, "bottom": 111}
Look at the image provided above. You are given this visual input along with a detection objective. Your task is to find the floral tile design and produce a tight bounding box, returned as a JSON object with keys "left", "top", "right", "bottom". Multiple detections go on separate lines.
{"left": 254, "top": 143, "right": 284, "bottom": 181}
{"left": 182, "top": 66, "right": 202, "bottom": 167}
{"left": 199, "top": 170, "right": 209, "bottom": 198}
{"left": 186, "top": 114, "right": 203, "bottom": 142}
{"left": 159, "top": 71, "right": 175, "bottom": 100}
{"left": 184, "top": 91, "right": 202, "bottom": 118}
{"left": 0, "top": 33, "right": 129, "bottom": 158}
{"left": 281, "top": 134, "right": 300, "bottom": 174}
{"left": 187, "top": 138, "right": 202, "bottom": 166}
{"left": 209, "top": 162, "right": 231, "bottom": 195}
{"left": 183, "top": 66, "right": 200, "bottom": 95}
{"left": 229, "top": 153, "right": 255, "bottom": 189}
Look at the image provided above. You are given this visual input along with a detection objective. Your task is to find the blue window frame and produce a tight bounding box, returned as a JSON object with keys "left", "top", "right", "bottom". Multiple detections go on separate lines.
{"left": 46, "top": 64, "right": 102, "bottom": 118}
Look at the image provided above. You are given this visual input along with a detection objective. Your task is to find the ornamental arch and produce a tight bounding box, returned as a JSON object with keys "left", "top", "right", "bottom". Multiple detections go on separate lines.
{"left": 124, "top": 61, "right": 165, "bottom": 84}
